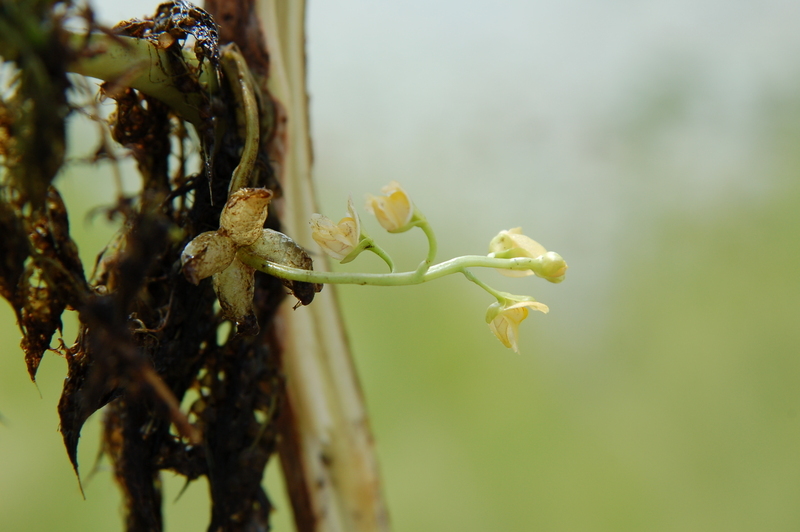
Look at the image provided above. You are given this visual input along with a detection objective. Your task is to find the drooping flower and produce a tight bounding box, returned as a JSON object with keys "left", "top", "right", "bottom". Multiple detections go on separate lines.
{"left": 310, "top": 196, "right": 362, "bottom": 261}
{"left": 488, "top": 227, "right": 567, "bottom": 282}
{"left": 485, "top": 298, "right": 549, "bottom": 353}
{"left": 365, "top": 181, "right": 414, "bottom": 233}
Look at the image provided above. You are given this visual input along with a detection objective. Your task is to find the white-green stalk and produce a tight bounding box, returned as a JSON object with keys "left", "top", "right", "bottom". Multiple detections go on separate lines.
{"left": 66, "top": 31, "right": 219, "bottom": 126}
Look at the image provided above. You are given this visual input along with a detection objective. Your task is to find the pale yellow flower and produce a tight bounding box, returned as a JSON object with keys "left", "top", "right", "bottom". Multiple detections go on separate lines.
{"left": 365, "top": 181, "right": 414, "bottom": 232}
{"left": 485, "top": 299, "right": 549, "bottom": 353}
{"left": 310, "top": 197, "right": 361, "bottom": 261}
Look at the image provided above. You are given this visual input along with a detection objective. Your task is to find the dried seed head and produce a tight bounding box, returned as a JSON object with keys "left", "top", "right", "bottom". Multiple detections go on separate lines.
{"left": 212, "top": 258, "right": 258, "bottom": 336}
{"left": 247, "top": 228, "right": 322, "bottom": 305}
{"left": 219, "top": 188, "right": 273, "bottom": 246}
{"left": 180, "top": 231, "right": 237, "bottom": 284}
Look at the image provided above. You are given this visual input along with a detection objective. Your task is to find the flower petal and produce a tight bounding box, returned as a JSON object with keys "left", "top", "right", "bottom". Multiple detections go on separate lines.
{"left": 485, "top": 297, "right": 548, "bottom": 353}
{"left": 365, "top": 181, "right": 413, "bottom": 232}
{"left": 506, "top": 300, "right": 550, "bottom": 314}
{"left": 310, "top": 213, "right": 349, "bottom": 260}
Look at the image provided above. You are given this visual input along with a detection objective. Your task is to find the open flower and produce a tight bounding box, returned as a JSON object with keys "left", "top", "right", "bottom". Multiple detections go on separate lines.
{"left": 310, "top": 197, "right": 362, "bottom": 261}
{"left": 485, "top": 297, "right": 549, "bottom": 353}
{"left": 365, "top": 181, "right": 414, "bottom": 232}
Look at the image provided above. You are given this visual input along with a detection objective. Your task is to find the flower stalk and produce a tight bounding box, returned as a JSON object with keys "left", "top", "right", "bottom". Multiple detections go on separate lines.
{"left": 238, "top": 251, "right": 552, "bottom": 287}
{"left": 66, "top": 30, "right": 219, "bottom": 127}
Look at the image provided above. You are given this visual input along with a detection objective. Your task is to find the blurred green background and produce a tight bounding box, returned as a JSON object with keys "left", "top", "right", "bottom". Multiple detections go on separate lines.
{"left": 3, "top": 0, "right": 800, "bottom": 530}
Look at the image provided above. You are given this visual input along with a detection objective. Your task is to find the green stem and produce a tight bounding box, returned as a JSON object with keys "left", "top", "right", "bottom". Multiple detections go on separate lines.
{"left": 366, "top": 242, "right": 395, "bottom": 272}
{"left": 238, "top": 249, "right": 537, "bottom": 286}
{"left": 65, "top": 31, "right": 218, "bottom": 127}
{"left": 413, "top": 216, "right": 438, "bottom": 278}
{"left": 220, "top": 46, "right": 260, "bottom": 192}
{"left": 461, "top": 269, "right": 506, "bottom": 300}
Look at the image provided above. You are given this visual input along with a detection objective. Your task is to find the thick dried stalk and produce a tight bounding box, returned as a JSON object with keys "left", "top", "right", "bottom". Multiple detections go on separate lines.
{"left": 255, "top": 2, "right": 391, "bottom": 531}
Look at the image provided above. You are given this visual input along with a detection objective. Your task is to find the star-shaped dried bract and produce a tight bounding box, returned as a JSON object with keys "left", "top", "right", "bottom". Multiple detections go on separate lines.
{"left": 181, "top": 187, "right": 321, "bottom": 334}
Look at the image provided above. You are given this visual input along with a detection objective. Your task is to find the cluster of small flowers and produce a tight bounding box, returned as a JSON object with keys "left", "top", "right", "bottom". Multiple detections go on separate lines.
{"left": 309, "top": 182, "right": 567, "bottom": 353}
{"left": 180, "top": 181, "right": 566, "bottom": 352}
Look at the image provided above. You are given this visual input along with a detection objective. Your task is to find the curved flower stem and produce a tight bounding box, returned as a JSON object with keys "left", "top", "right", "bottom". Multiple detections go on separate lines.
{"left": 412, "top": 213, "right": 437, "bottom": 279}
{"left": 461, "top": 269, "right": 506, "bottom": 301}
{"left": 365, "top": 242, "right": 395, "bottom": 272}
{"left": 238, "top": 249, "right": 538, "bottom": 286}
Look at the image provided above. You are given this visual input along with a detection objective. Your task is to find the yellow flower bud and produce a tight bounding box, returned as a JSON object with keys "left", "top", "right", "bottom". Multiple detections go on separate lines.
{"left": 533, "top": 251, "right": 568, "bottom": 284}
{"left": 219, "top": 187, "right": 273, "bottom": 246}
{"left": 365, "top": 181, "right": 414, "bottom": 233}
{"left": 485, "top": 299, "right": 549, "bottom": 353}
{"left": 488, "top": 227, "right": 547, "bottom": 277}
{"left": 310, "top": 197, "right": 361, "bottom": 261}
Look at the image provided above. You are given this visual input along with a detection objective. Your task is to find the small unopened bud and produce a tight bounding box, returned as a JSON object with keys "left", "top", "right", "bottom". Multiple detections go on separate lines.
{"left": 533, "top": 251, "right": 567, "bottom": 283}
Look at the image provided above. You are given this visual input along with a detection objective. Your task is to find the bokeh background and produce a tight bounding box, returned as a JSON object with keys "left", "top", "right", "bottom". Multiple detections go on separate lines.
{"left": 2, "top": 0, "right": 800, "bottom": 530}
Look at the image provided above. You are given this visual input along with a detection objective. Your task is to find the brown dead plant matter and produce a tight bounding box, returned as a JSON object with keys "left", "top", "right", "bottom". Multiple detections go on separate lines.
{"left": 0, "top": 1, "right": 306, "bottom": 530}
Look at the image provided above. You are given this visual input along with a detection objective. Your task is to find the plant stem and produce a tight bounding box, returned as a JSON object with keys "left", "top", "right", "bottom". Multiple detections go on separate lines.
{"left": 366, "top": 242, "right": 395, "bottom": 272}
{"left": 413, "top": 217, "right": 438, "bottom": 278}
{"left": 220, "top": 45, "right": 260, "bottom": 192}
{"left": 65, "top": 31, "right": 218, "bottom": 127}
{"left": 461, "top": 269, "right": 507, "bottom": 300}
{"left": 238, "top": 250, "right": 538, "bottom": 286}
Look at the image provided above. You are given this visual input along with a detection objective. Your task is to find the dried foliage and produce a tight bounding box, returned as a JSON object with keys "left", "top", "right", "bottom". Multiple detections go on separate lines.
{"left": 0, "top": 1, "right": 296, "bottom": 530}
